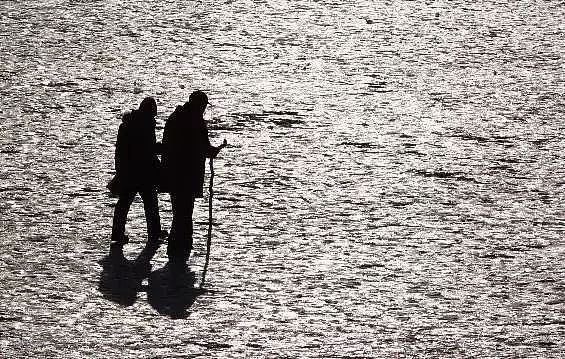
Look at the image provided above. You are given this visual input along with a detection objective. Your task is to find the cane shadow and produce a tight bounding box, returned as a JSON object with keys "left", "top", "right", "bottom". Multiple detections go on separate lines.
{"left": 146, "top": 262, "right": 204, "bottom": 319}
{"left": 98, "top": 243, "right": 158, "bottom": 306}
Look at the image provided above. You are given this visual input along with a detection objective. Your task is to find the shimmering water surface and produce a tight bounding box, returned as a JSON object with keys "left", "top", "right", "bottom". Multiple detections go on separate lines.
{"left": 1, "top": 0, "right": 564, "bottom": 357}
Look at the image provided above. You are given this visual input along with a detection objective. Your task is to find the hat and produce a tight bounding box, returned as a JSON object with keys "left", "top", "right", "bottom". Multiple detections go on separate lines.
{"left": 189, "top": 90, "right": 210, "bottom": 106}
{"left": 138, "top": 97, "right": 157, "bottom": 117}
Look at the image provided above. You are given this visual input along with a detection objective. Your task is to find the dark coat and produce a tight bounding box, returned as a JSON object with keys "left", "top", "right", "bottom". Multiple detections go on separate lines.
{"left": 107, "top": 110, "right": 160, "bottom": 194}
{"left": 160, "top": 105, "right": 213, "bottom": 197}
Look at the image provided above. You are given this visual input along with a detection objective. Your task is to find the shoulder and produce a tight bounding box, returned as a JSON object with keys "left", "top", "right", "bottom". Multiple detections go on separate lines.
{"left": 122, "top": 110, "right": 135, "bottom": 122}
{"left": 172, "top": 105, "right": 184, "bottom": 117}
{"left": 165, "top": 106, "right": 182, "bottom": 124}
{"left": 120, "top": 111, "right": 135, "bottom": 129}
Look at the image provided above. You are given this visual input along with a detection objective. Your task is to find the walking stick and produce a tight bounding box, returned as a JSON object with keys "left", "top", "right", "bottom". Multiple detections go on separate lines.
{"left": 201, "top": 139, "right": 227, "bottom": 287}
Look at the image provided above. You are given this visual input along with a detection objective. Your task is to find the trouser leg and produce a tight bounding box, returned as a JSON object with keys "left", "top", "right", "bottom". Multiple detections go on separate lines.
{"left": 187, "top": 196, "right": 194, "bottom": 247}
{"left": 168, "top": 192, "right": 195, "bottom": 261}
{"left": 140, "top": 189, "right": 161, "bottom": 241}
{"left": 111, "top": 191, "right": 136, "bottom": 243}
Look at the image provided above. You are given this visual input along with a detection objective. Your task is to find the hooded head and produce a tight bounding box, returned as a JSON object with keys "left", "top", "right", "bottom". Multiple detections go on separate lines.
{"left": 138, "top": 97, "right": 157, "bottom": 119}
{"left": 187, "top": 90, "right": 209, "bottom": 115}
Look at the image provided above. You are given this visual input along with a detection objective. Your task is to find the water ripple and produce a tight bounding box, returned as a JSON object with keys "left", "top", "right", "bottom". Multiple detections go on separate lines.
{"left": 1, "top": 0, "right": 564, "bottom": 357}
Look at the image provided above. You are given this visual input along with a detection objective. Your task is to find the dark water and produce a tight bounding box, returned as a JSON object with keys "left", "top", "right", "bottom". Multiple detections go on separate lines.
{"left": 1, "top": 0, "right": 564, "bottom": 357}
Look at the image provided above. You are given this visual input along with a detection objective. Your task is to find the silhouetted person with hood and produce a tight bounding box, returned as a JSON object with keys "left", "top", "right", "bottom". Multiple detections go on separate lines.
{"left": 108, "top": 97, "right": 164, "bottom": 246}
{"left": 161, "top": 91, "right": 222, "bottom": 264}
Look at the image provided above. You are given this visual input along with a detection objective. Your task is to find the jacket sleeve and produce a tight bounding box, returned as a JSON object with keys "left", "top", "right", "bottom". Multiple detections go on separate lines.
{"left": 115, "top": 124, "right": 126, "bottom": 174}
{"left": 149, "top": 126, "right": 161, "bottom": 155}
{"left": 203, "top": 124, "right": 220, "bottom": 158}
{"left": 161, "top": 120, "right": 170, "bottom": 158}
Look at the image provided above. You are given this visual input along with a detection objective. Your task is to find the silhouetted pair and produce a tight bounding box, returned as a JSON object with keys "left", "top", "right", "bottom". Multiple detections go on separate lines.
{"left": 108, "top": 91, "right": 223, "bottom": 264}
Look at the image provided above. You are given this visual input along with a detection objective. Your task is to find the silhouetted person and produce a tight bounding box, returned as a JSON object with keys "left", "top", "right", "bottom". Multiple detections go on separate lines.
{"left": 108, "top": 97, "right": 164, "bottom": 246}
{"left": 161, "top": 91, "right": 221, "bottom": 264}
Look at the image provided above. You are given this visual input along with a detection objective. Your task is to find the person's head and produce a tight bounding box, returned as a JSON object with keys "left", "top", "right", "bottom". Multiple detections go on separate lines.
{"left": 138, "top": 97, "right": 157, "bottom": 118}
{"left": 187, "top": 90, "right": 209, "bottom": 115}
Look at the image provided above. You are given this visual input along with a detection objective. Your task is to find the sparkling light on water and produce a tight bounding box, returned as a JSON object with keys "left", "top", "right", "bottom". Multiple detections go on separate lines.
{"left": 1, "top": 0, "right": 564, "bottom": 357}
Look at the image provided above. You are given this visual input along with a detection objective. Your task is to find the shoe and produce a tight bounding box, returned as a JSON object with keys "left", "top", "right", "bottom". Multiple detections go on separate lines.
{"left": 108, "top": 242, "right": 124, "bottom": 257}
{"left": 147, "top": 229, "right": 168, "bottom": 247}
{"left": 146, "top": 238, "right": 163, "bottom": 249}
{"left": 111, "top": 234, "right": 129, "bottom": 246}
{"left": 167, "top": 242, "right": 190, "bottom": 264}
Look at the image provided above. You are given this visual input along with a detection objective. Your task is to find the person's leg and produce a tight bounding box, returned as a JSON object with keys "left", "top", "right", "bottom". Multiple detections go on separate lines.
{"left": 168, "top": 192, "right": 181, "bottom": 244}
{"left": 111, "top": 191, "right": 136, "bottom": 244}
{"left": 186, "top": 195, "right": 195, "bottom": 251}
{"left": 140, "top": 188, "right": 161, "bottom": 242}
{"left": 168, "top": 192, "right": 194, "bottom": 262}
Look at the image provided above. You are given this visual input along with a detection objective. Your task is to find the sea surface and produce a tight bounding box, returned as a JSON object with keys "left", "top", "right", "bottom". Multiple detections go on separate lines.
{"left": 1, "top": 0, "right": 564, "bottom": 357}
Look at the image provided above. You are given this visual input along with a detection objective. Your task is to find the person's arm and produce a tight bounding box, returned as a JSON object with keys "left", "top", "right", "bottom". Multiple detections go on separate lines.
{"left": 206, "top": 145, "right": 221, "bottom": 159}
{"left": 150, "top": 126, "right": 162, "bottom": 155}
{"left": 115, "top": 124, "right": 126, "bottom": 173}
{"left": 203, "top": 124, "right": 226, "bottom": 158}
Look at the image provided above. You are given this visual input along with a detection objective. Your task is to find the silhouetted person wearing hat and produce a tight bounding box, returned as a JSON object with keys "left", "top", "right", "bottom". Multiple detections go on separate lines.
{"left": 161, "top": 91, "right": 222, "bottom": 264}
{"left": 108, "top": 97, "right": 164, "bottom": 246}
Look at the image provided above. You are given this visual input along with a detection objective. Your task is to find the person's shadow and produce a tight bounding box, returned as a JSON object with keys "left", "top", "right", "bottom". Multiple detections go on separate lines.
{"left": 147, "top": 262, "right": 204, "bottom": 319}
{"left": 98, "top": 242, "right": 203, "bottom": 318}
{"left": 98, "top": 243, "right": 156, "bottom": 306}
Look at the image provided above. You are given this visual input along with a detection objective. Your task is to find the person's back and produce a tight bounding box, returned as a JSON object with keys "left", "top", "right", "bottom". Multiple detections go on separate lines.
{"left": 115, "top": 111, "right": 159, "bottom": 188}
{"left": 161, "top": 104, "right": 210, "bottom": 197}
{"left": 161, "top": 90, "right": 222, "bottom": 264}
{"left": 109, "top": 97, "right": 164, "bottom": 246}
